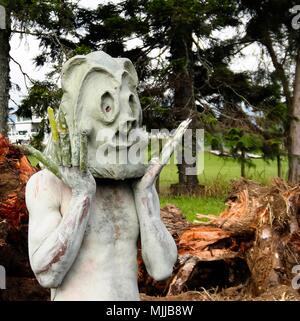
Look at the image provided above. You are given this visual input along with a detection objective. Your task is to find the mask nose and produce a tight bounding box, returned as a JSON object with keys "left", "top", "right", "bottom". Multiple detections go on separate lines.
{"left": 118, "top": 117, "right": 137, "bottom": 135}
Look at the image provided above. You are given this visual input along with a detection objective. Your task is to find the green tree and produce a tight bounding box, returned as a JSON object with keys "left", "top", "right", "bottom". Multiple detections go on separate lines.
{"left": 0, "top": 0, "right": 76, "bottom": 135}
{"left": 195, "top": 46, "right": 287, "bottom": 178}
{"left": 76, "top": 0, "right": 241, "bottom": 191}
{"left": 225, "top": 128, "right": 263, "bottom": 177}
{"left": 236, "top": 0, "right": 300, "bottom": 182}
{"left": 17, "top": 81, "right": 62, "bottom": 149}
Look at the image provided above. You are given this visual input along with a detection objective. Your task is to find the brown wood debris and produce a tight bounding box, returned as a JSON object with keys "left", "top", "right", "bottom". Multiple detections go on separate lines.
{"left": 0, "top": 135, "right": 49, "bottom": 301}
{"left": 139, "top": 178, "right": 300, "bottom": 300}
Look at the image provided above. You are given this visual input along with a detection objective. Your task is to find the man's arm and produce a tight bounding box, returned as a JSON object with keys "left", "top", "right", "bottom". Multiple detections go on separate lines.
{"left": 133, "top": 180, "right": 177, "bottom": 281}
{"left": 133, "top": 119, "right": 191, "bottom": 281}
{"left": 26, "top": 169, "right": 94, "bottom": 288}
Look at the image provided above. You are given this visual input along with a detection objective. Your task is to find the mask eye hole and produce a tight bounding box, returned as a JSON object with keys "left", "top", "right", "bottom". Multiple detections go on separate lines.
{"left": 129, "top": 94, "right": 135, "bottom": 106}
{"left": 129, "top": 94, "right": 142, "bottom": 126}
{"left": 129, "top": 94, "right": 137, "bottom": 114}
{"left": 101, "top": 92, "right": 114, "bottom": 119}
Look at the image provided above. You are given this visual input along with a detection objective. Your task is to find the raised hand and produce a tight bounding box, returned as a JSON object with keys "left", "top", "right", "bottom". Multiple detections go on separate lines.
{"left": 18, "top": 108, "right": 96, "bottom": 196}
{"left": 133, "top": 118, "right": 192, "bottom": 190}
{"left": 131, "top": 119, "right": 192, "bottom": 281}
{"left": 25, "top": 109, "right": 96, "bottom": 288}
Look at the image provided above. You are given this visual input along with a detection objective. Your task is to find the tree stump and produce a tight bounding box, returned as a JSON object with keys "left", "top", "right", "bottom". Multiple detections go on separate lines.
{"left": 139, "top": 178, "right": 300, "bottom": 300}
{"left": 0, "top": 135, "right": 49, "bottom": 300}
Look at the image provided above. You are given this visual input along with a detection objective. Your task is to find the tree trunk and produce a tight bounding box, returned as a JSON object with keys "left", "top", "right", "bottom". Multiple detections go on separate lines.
{"left": 288, "top": 48, "right": 300, "bottom": 183}
{"left": 277, "top": 155, "right": 282, "bottom": 178}
{"left": 174, "top": 70, "right": 198, "bottom": 187}
{"left": 154, "top": 138, "right": 162, "bottom": 194}
{"left": 264, "top": 34, "right": 292, "bottom": 109}
{"left": 0, "top": 5, "right": 10, "bottom": 135}
{"left": 263, "top": 33, "right": 300, "bottom": 183}
{"left": 170, "top": 32, "right": 199, "bottom": 189}
{"left": 241, "top": 150, "right": 246, "bottom": 178}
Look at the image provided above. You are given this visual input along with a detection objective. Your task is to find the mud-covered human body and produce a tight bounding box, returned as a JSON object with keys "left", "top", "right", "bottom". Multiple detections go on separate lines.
{"left": 25, "top": 51, "right": 189, "bottom": 301}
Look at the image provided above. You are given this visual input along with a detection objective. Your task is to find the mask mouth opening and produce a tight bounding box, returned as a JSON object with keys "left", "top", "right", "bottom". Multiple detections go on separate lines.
{"left": 88, "top": 163, "right": 146, "bottom": 181}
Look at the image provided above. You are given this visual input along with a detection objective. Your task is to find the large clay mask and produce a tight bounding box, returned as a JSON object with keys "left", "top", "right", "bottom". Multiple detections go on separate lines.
{"left": 47, "top": 51, "right": 147, "bottom": 179}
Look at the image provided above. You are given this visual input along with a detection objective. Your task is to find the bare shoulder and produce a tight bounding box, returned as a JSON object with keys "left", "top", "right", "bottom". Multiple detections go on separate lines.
{"left": 26, "top": 169, "right": 63, "bottom": 210}
{"left": 27, "top": 169, "right": 62, "bottom": 190}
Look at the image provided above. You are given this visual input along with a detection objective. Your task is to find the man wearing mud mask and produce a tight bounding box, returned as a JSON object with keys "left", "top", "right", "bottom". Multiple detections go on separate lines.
{"left": 24, "top": 51, "right": 190, "bottom": 301}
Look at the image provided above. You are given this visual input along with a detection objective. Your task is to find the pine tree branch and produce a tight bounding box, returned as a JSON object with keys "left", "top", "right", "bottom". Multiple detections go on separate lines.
{"left": 9, "top": 98, "right": 20, "bottom": 108}
{"left": 9, "top": 54, "right": 35, "bottom": 89}
{"left": 11, "top": 29, "right": 46, "bottom": 37}
{"left": 11, "top": 29, "right": 66, "bottom": 38}
{"left": 12, "top": 29, "right": 73, "bottom": 59}
{"left": 262, "top": 32, "right": 292, "bottom": 108}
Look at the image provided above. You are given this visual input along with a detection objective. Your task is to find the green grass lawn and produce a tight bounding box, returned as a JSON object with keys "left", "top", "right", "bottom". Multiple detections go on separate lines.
{"left": 160, "top": 196, "right": 225, "bottom": 221}
{"left": 159, "top": 151, "right": 288, "bottom": 189}
{"left": 158, "top": 152, "right": 288, "bottom": 221}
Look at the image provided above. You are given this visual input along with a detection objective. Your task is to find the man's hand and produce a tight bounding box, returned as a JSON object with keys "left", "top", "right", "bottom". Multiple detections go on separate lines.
{"left": 131, "top": 120, "right": 191, "bottom": 281}
{"left": 25, "top": 109, "right": 97, "bottom": 288}
{"left": 18, "top": 108, "right": 96, "bottom": 197}
{"left": 133, "top": 118, "right": 191, "bottom": 191}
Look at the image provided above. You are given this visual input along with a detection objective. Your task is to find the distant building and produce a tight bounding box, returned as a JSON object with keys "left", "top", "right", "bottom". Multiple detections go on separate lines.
{"left": 8, "top": 116, "right": 47, "bottom": 144}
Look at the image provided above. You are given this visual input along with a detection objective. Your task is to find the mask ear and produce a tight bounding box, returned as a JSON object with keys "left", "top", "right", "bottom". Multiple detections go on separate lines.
{"left": 61, "top": 55, "right": 87, "bottom": 92}
{"left": 116, "top": 58, "right": 138, "bottom": 86}
{"left": 59, "top": 55, "right": 88, "bottom": 148}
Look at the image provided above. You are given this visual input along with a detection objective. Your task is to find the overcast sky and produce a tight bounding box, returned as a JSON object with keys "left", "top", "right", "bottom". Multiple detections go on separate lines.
{"left": 9, "top": 0, "right": 264, "bottom": 112}
{"left": 9, "top": 0, "right": 100, "bottom": 110}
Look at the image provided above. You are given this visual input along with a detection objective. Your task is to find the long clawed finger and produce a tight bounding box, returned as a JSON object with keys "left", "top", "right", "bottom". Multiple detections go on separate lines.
{"left": 160, "top": 118, "right": 192, "bottom": 165}
{"left": 173, "top": 118, "right": 192, "bottom": 139}
{"left": 80, "top": 131, "right": 88, "bottom": 172}
{"left": 17, "top": 108, "right": 89, "bottom": 179}
{"left": 145, "top": 118, "right": 192, "bottom": 180}
{"left": 17, "top": 144, "right": 62, "bottom": 179}
{"left": 48, "top": 107, "right": 89, "bottom": 172}
{"left": 58, "top": 111, "right": 72, "bottom": 167}
{"left": 47, "top": 107, "right": 61, "bottom": 165}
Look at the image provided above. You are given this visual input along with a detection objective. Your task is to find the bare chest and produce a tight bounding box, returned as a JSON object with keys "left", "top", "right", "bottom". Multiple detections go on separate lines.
{"left": 68, "top": 181, "right": 139, "bottom": 243}
{"left": 52, "top": 181, "right": 140, "bottom": 300}
{"left": 92, "top": 182, "right": 139, "bottom": 241}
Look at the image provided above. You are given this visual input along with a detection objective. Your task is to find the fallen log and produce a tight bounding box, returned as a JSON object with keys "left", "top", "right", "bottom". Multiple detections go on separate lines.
{"left": 138, "top": 204, "right": 252, "bottom": 296}
{"left": 139, "top": 178, "right": 300, "bottom": 300}
{"left": 208, "top": 178, "right": 300, "bottom": 296}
